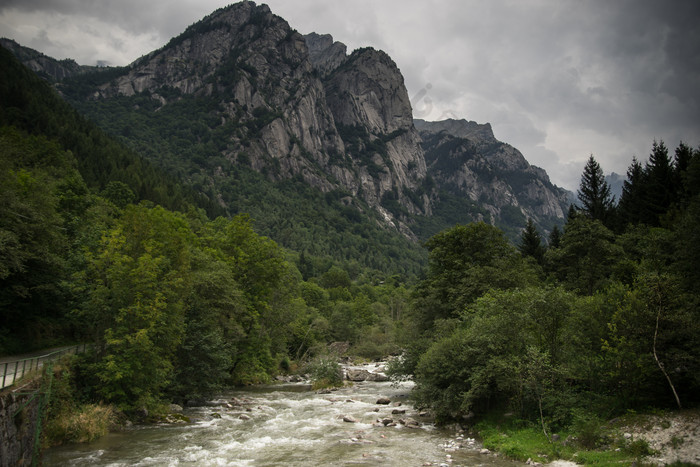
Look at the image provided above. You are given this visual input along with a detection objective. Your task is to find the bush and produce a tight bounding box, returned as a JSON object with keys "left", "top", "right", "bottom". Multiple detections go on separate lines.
{"left": 624, "top": 438, "right": 654, "bottom": 459}
{"left": 45, "top": 404, "right": 117, "bottom": 445}
{"left": 306, "top": 354, "right": 343, "bottom": 390}
{"left": 570, "top": 410, "right": 606, "bottom": 449}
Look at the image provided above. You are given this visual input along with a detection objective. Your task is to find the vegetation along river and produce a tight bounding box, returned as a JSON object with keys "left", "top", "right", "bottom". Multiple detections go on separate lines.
{"left": 44, "top": 364, "right": 519, "bottom": 466}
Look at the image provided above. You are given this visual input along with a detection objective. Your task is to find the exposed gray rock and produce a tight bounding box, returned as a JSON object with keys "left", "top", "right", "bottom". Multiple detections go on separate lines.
{"left": 6, "top": 1, "right": 571, "bottom": 239}
{"left": 416, "top": 118, "right": 571, "bottom": 233}
{"left": 304, "top": 32, "right": 347, "bottom": 77}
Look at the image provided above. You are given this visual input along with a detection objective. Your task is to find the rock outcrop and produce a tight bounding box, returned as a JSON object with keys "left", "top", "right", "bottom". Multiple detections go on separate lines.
{"left": 416, "top": 118, "right": 571, "bottom": 233}
{"left": 84, "top": 2, "right": 430, "bottom": 231}
{"left": 0, "top": 38, "right": 94, "bottom": 80}
{"left": 4, "top": 1, "right": 571, "bottom": 240}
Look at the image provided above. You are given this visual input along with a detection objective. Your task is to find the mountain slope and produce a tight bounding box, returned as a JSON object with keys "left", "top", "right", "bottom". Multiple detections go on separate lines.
{"left": 416, "top": 118, "right": 571, "bottom": 239}
{"left": 4, "top": 0, "right": 571, "bottom": 267}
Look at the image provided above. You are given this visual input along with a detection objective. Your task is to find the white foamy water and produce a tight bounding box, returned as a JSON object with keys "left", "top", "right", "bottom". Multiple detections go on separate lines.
{"left": 43, "top": 367, "right": 518, "bottom": 466}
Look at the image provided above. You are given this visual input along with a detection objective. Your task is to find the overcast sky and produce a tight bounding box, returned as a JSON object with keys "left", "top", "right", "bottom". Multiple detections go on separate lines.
{"left": 1, "top": 0, "right": 698, "bottom": 191}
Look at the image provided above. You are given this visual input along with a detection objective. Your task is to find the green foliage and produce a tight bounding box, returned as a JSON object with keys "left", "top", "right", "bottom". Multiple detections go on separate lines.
{"left": 545, "top": 216, "right": 623, "bottom": 295}
{"left": 0, "top": 127, "right": 79, "bottom": 352}
{"left": 577, "top": 154, "right": 614, "bottom": 226}
{"left": 413, "top": 286, "right": 576, "bottom": 421}
{"left": 77, "top": 204, "right": 192, "bottom": 410}
{"left": 44, "top": 357, "right": 118, "bottom": 446}
{"left": 306, "top": 354, "right": 343, "bottom": 390}
{"left": 0, "top": 46, "right": 221, "bottom": 218}
{"left": 518, "top": 218, "right": 545, "bottom": 264}
{"left": 414, "top": 222, "right": 538, "bottom": 328}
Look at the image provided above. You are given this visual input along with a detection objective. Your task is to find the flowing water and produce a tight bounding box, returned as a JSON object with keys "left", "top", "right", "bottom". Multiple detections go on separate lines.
{"left": 44, "top": 364, "right": 519, "bottom": 466}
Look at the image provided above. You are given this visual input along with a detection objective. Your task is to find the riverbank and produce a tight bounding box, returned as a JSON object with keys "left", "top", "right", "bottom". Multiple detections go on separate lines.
{"left": 471, "top": 409, "right": 700, "bottom": 466}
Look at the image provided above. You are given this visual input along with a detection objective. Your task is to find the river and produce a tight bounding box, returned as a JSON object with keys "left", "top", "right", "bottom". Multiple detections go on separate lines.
{"left": 43, "top": 363, "right": 519, "bottom": 466}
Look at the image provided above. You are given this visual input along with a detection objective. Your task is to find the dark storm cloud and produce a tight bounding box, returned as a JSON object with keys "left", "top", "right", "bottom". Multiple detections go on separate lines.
{"left": 1, "top": 0, "right": 698, "bottom": 190}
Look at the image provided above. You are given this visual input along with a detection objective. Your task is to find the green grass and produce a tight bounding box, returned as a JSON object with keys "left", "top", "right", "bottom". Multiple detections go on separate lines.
{"left": 474, "top": 414, "right": 658, "bottom": 466}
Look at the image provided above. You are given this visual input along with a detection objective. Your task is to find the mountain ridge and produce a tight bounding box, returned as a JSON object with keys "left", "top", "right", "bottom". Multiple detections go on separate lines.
{"left": 2, "top": 0, "right": 570, "bottom": 248}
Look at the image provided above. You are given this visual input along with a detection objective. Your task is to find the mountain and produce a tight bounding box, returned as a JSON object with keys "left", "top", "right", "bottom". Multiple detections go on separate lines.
{"left": 605, "top": 172, "right": 624, "bottom": 202}
{"left": 3, "top": 0, "right": 570, "bottom": 269}
{"left": 0, "top": 38, "right": 97, "bottom": 81}
{"left": 415, "top": 118, "right": 571, "bottom": 238}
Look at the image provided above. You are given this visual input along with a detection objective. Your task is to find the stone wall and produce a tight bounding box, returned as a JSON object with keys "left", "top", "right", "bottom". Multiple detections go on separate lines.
{"left": 0, "top": 390, "right": 41, "bottom": 466}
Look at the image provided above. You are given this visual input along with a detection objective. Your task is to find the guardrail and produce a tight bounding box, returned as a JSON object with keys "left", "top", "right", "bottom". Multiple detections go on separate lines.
{"left": 1, "top": 344, "right": 89, "bottom": 389}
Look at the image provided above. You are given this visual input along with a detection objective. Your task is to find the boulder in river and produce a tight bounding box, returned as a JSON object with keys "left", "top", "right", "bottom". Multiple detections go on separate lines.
{"left": 366, "top": 372, "right": 389, "bottom": 382}
{"left": 376, "top": 397, "right": 391, "bottom": 405}
{"left": 346, "top": 369, "right": 372, "bottom": 381}
{"left": 343, "top": 415, "right": 358, "bottom": 423}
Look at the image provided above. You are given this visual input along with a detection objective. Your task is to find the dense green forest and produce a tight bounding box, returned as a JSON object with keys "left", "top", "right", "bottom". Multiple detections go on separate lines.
{"left": 1, "top": 42, "right": 699, "bottom": 455}
{"left": 391, "top": 149, "right": 700, "bottom": 431}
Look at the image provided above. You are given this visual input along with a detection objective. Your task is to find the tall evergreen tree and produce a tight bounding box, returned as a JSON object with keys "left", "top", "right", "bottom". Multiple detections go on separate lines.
{"left": 673, "top": 142, "right": 694, "bottom": 207}
{"left": 618, "top": 157, "right": 645, "bottom": 227}
{"left": 643, "top": 140, "right": 674, "bottom": 226}
{"left": 548, "top": 225, "right": 562, "bottom": 248}
{"left": 577, "top": 154, "right": 614, "bottom": 225}
{"left": 518, "top": 218, "right": 545, "bottom": 264}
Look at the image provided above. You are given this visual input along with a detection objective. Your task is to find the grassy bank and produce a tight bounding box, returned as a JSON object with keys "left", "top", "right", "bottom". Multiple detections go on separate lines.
{"left": 472, "top": 410, "right": 699, "bottom": 466}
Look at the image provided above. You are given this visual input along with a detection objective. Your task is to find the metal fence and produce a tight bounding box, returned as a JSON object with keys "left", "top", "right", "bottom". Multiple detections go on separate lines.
{"left": 1, "top": 344, "right": 89, "bottom": 389}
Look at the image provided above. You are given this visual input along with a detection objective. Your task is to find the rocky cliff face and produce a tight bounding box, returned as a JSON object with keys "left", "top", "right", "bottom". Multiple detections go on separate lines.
{"left": 0, "top": 38, "right": 94, "bottom": 80}
{"left": 4, "top": 1, "right": 571, "bottom": 241}
{"left": 416, "top": 118, "right": 571, "bottom": 230}
{"left": 319, "top": 45, "right": 429, "bottom": 216}
{"left": 304, "top": 32, "right": 347, "bottom": 77}
{"left": 83, "top": 2, "right": 428, "bottom": 231}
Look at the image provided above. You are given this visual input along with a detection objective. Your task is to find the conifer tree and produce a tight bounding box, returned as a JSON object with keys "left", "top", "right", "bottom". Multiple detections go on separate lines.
{"left": 618, "top": 157, "right": 645, "bottom": 226}
{"left": 643, "top": 140, "right": 674, "bottom": 225}
{"left": 577, "top": 154, "right": 614, "bottom": 226}
{"left": 548, "top": 225, "right": 562, "bottom": 248}
{"left": 518, "top": 218, "right": 545, "bottom": 264}
{"left": 673, "top": 142, "right": 693, "bottom": 207}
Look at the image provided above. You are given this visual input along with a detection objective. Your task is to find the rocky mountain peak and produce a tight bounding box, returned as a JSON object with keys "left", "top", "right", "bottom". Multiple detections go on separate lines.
{"left": 414, "top": 118, "right": 494, "bottom": 144}
{"left": 4, "top": 0, "right": 571, "bottom": 242}
{"left": 304, "top": 32, "right": 347, "bottom": 77}
{"left": 416, "top": 117, "right": 571, "bottom": 230}
{"left": 0, "top": 37, "right": 91, "bottom": 80}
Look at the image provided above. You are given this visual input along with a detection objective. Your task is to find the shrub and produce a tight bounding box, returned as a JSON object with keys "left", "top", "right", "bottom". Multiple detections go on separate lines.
{"left": 306, "top": 354, "right": 343, "bottom": 390}
{"left": 570, "top": 410, "right": 606, "bottom": 449}
{"left": 45, "top": 404, "right": 117, "bottom": 445}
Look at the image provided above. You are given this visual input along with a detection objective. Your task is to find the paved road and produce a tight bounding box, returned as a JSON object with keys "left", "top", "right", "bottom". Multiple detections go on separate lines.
{"left": 1, "top": 345, "right": 84, "bottom": 389}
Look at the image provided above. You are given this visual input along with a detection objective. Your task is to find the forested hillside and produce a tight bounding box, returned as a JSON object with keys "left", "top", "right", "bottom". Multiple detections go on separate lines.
{"left": 390, "top": 148, "right": 700, "bottom": 433}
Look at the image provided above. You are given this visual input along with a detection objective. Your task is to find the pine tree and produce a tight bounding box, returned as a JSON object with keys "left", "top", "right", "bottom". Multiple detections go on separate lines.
{"left": 673, "top": 142, "right": 693, "bottom": 207}
{"left": 548, "top": 225, "right": 562, "bottom": 248}
{"left": 618, "top": 157, "right": 645, "bottom": 226}
{"left": 518, "top": 218, "right": 545, "bottom": 264}
{"left": 643, "top": 140, "right": 674, "bottom": 225}
{"left": 577, "top": 155, "right": 614, "bottom": 225}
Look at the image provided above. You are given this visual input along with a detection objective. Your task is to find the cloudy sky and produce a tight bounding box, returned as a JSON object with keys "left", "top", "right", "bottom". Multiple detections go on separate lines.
{"left": 1, "top": 0, "right": 699, "bottom": 191}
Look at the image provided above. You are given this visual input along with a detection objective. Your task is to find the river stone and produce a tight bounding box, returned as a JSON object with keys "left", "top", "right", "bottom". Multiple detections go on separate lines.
{"left": 366, "top": 372, "right": 389, "bottom": 382}
{"left": 343, "top": 415, "right": 357, "bottom": 423}
{"left": 169, "top": 404, "right": 183, "bottom": 413}
{"left": 381, "top": 418, "right": 393, "bottom": 426}
{"left": 346, "top": 369, "right": 372, "bottom": 381}
{"left": 239, "top": 414, "right": 251, "bottom": 420}
{"left": 391, "top": 409, "right": 405, "bottom": 414}
{"left": 376, "top": 397, "right": 391, "bottom": 405}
